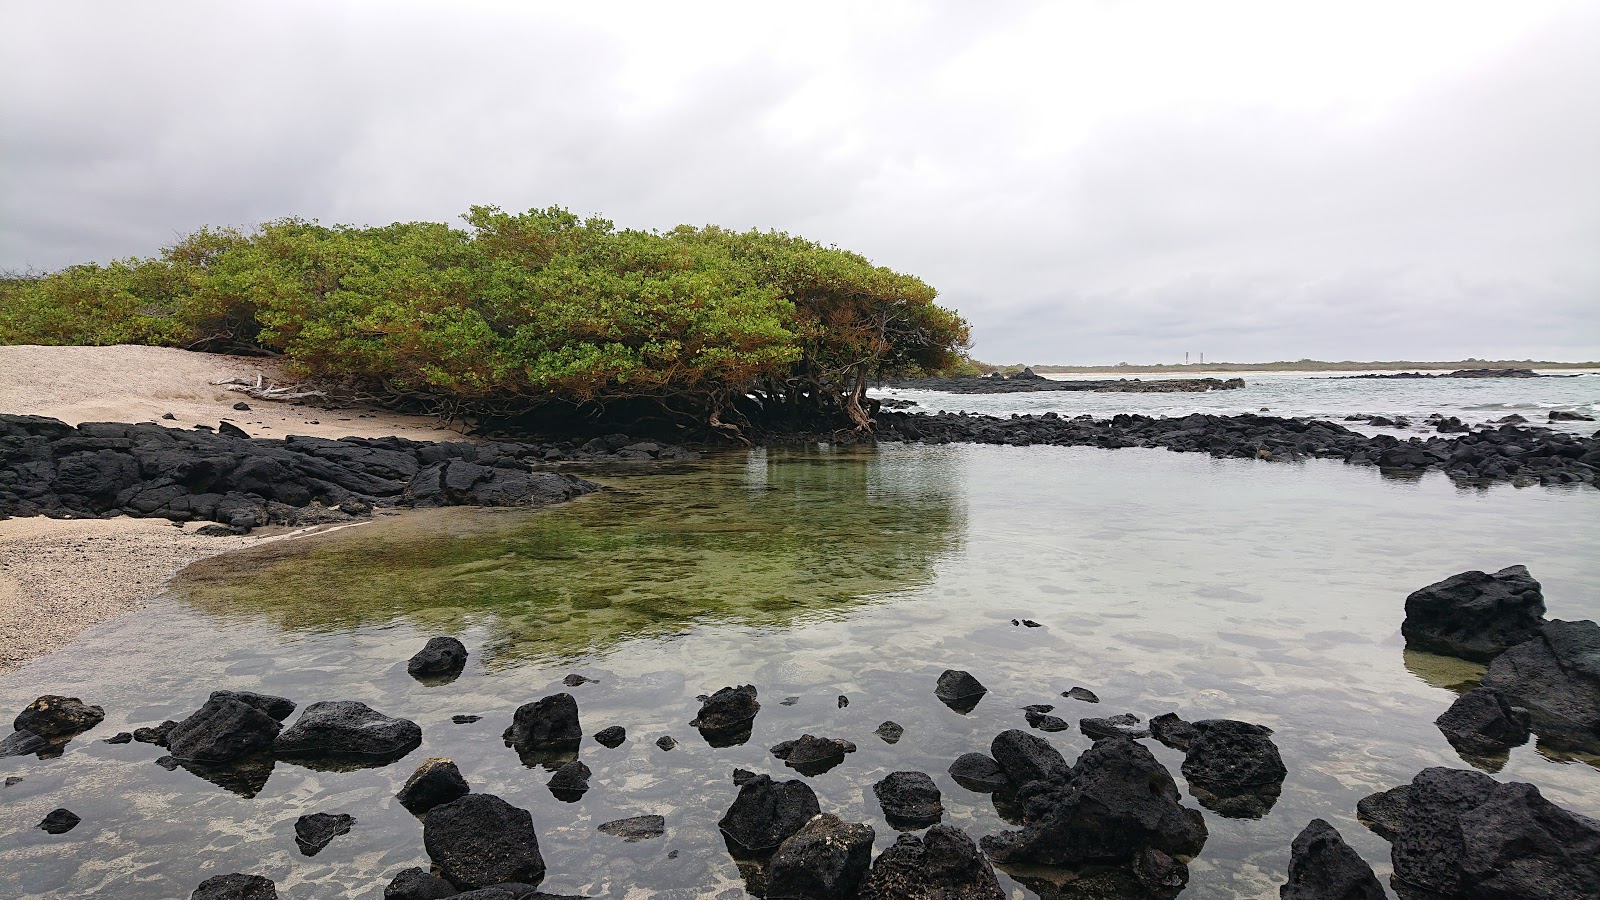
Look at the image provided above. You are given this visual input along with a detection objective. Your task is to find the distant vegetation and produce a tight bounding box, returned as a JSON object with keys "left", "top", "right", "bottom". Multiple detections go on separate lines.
{"left": 0, "top": 207, "right": 969, "bottom": 437}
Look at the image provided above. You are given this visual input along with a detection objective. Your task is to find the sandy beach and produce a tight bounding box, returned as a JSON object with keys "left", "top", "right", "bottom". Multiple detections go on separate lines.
{"left": 0, "top": 344, "right": 455, "bottom": 674}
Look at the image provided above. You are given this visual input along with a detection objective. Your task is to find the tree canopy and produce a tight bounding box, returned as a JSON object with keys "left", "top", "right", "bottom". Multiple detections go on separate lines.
{"left": 0, "top": 207, "right": 970, "bottom": 437}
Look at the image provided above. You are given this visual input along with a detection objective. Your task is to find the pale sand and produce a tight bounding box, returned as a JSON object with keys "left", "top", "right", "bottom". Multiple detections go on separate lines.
{"left": 0, "top": 344, "right": 456, "bottom": 675}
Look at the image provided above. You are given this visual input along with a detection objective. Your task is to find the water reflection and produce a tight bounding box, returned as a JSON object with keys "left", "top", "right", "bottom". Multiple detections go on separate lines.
{"left": 172, "top": 446, "right": 966, "bottom": 667}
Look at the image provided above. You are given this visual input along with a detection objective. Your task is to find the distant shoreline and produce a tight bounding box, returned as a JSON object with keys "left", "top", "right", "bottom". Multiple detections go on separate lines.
{"left": 1028, "top": 359, "right": 1599, "bottom": 374}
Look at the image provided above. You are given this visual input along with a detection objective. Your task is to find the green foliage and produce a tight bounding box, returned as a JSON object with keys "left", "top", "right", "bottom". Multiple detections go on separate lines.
{"left": 0, "top": 207, "right": 968, "bottom": 432}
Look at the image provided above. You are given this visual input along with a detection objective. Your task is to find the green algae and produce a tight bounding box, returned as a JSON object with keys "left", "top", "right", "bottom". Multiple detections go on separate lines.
{"left": 171, "top": 445, "right": 964, "bottom": 666}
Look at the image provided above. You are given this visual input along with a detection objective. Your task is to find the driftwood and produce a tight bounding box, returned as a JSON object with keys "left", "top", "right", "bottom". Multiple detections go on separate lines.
{"left": 211, "top": 374, "right": 331, "bottom": 403}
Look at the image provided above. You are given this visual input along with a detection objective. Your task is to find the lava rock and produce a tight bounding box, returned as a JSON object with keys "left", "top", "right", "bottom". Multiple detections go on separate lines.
{"left": 1359, "top": 766, "right": 1600, "bottom": 899}
{"left": 1080, "top": 715, "right": 1149, "bottom": 740}
{"left": 874, "top": 771, "right": 943, "bottom": 826}
{"left": 948, "top": 752, "right": 1008, "bottom": 792}
{"left": 453, "top": 715, "right": 481, "bottom": 725}
{"left": 655, "top": 735, "right": 677, "bottom": 751}
{"left": 733, "top": 768, "right": 758, "bottom": 785}
{"left": 274, "top": 700, "right": 422, "bottom": 762}
{"left": 593, "top": 725, "right": 626, "bottom": 748}
{"left": 134, "top": 720, "right": 178, "bottom": 746}
{"left": 837, "top": 695, "right": 849, "bottom": 708}
{"left": 561, "top": 673, "right": 594, "bottom": 686}
{"left": 423, "top": 793, "right": 546, "bottom": 890}
{"left": 0, "top": 728, "right": 50, "bottom": 758}
{"left": 1402, "top": 565, "right": 1547, "bottom": 662}
{"left": 190, "top": 873, "right": 278, "bottom": 900}
{"left": 167, "top": 696, "right": 283, "bottom": 764}
{"left": 770, "top": 734, "right": 856, "bottom": 774}
{"left": 765, "top": 813, "right": 875, "bottom": 900}
{"left": 692, "top": 684, "right": 761, "bottom": 736}
{"left": 1280, "top": 818, "right": 1384, "bottom": 900}
{"left": 103, "top": 731, "right": 133, "bottom": 744}
{"left": 990, "top": 728, "right": 1071, "bottom": 791}
{"left": 13, "top": 694, "right": 104, "bottom": 738}
{"left": 503, "top": 694, "right": 582, "bottom": 750}
{"left": 1063, "top": 686, "right": 1100, "bottom": 703}
{"left": 547, "top": 759, "right": 591, "bottom": 799}
{"left": 294, "top": 812, "right": 354, "bottom": 856}
{"left": 1180, "top": 719, "right": 1287, "bottom": 819}
{"left": 875, "top": 721, "right": 904, "bottom": 744}
{"left": 384, "top": 867, "right": 457, "bottom": 900}
{"left": 208, "top": 691, "right": 295, "bottom": 722}
{"left": 856, "top": 824, "right": 1005, "bottom": 900}
{"left": 38, "top": 808, "right": 80, "bottom": 834}
{"left": 981, "top": 736, "right": 1207, "bottom": 869}
{"left": 398, "top": 757, "right": 471, "bottom": 814}
{"left": 1150, "top": 712, "right": 1201, "bottom": 751}
{"left": 1481, "top": 618, "right": 1600, "bottom": 749}
{"left": 934, "top": 670, "right": 987, "bottom": 705}
{"left": 1025, "top": 710, "right": 1071, "bottom": 732}
{"left": 408, "top": 636, "right": 468, "bottom": 678}
{"left": 599, "top": 814, "right": 665, "bottom": 842}
{"left": 718, "top": 773, "right": 822, "bottom": 853}
{"left": 1435, "top": 687, "right": 1532, "bottom": 762}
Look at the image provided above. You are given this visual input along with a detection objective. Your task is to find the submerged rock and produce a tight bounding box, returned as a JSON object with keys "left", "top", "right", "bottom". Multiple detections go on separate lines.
{"left": 1063, "top": 686, "right": 1100, "bottom": 703}
{"left": 134, "top": 720, "right": 178, "bottom": 746}
{"left": 1025, "top": 710, "right": 1071, "bottom": 732}
{"left": 771, "top": 734, "right": 857, "bottom": 775}
{"left": 765, "top": 813, "right": 875, "bottom": 900}
{"left": 718, "top": 773, "right": 822, "bottom": 854}
{"left": 1079, "top": 715, "right": 1149, "bottom": 740}
{"left": 1359, "top": 766, "right": 1600, "bottom": 899}
{"left": 384, "top": 867, "right": 457, "bottom": 900}
{"left": 190, "top": 873, "right": 278, "bottom": 900}
{"left": 1480, "top": 618, "right": 1600, "bottom": 750}
{"left": 13, "top": 695, "right": 104, "bottom": 739}
{"left": 1180, "top": 719, "right": 1287, "bottom": 818}
{"left": 874, "top": 771, "right": 943, "bottom": 827}
{"left": 856, "top": 824, "right": 1005, "bottom": 900}
{"left": 875, "top": 721, "right": 904, "bottom": 744}
{"left": 38, "top": 808, "right": 80, "bottom": 834}
{"left": 294, "top": 812, "right": 354, "bottom": 856}
{"left": 981, "top": 737, "right": 1207, "bottom": 870}
{"left": 407, "top": 636, "right": 468, "bottom": 678}
{"left": 934, "top": 670, "right": 987, "bottom": 711}
{"left": 167, "top": 696, "right": 282, "bottom": 764}
{"left": 1435, "top": 687, "right": 1532, "bottom": 764}
{"left": 1150, "top": 712, "right": 1201, "bottom": 751}
{"left": 0, "top": 729, "right": 50, "bottom": 758}
{"left": 103, "top": 731, "right": 133, "bottom": 744}
{"left": 397, "top": 758, "right": 471, "bottom": 814}
{"left": 547, "top": 759, "right": 591, "bottom": 800}
{"left": 655, "top": 735, "right": 677, "bottom": 751}
{"left": 948, "top": 752, "right": 1008, "bottom": 792}
{"left": 1280, "top": 818, "right": 1384, "bottom": 900}
{"left": 1402, "top": 565, "right": 1546, "bottom": 662}
{"left": 423, "top": 793, "right": 546, "bottom": 890}
{"left": 599, "top": 814, "right": 665, "bottom": 842}
{"left": 275, "top": 701, "right": 421, "bottom": 762}
{"left": 503, "top": 694, "right": 582, "bottom": 751}
{"left": 593, "top": 725, "right": 626, "bottom": 748}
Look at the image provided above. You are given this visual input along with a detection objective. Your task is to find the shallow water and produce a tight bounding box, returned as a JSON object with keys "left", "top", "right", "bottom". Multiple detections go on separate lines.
{"left": 2, "top": 445, "right": 1598, "bottom": 899}
{"left": 873, "top": 369, "right": 1600, "bottom": 435}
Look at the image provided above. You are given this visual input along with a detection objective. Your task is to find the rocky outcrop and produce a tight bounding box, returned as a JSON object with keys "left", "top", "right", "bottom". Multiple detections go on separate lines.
{"left": 1402, "top": 566, "right": 1548, "bottom": 661}
{"left": 981, "top": 737, "right": 1207, "bottom": 872}
{"left": 873, "top": 771, "right": 943, "bottom": 827}
{"left": 0, "top": 415, "right": 606, "bottom": 530}
{"left": 875, "top": 412, "right": 1600, "bottom": 488}
{"left": 503, "top": 694, "right": 582, "bottom": 752}
{"left": 857, "top": 825, "right": 1004, "bottom": 900}
{"left": 1358, "top": 767, "right": 1600, "bottom": 899}
{"left": 397, "top": 758, "right": 471, "bottom": 814}
{"left": 764, "top": 813, "right": 875, "bottom": 900}
{"left": 1480, "top": 619, "right": 1600, "bottom": 750}
{"left": 423, "top": 793, "right": 546, "bottom": 890}
{"left": 718, "top": 774, "right": 822, "bottom": 854}
{"left": 881, "top": 374, "right": 1245, "bottom": 394}
{"left": 273, "top": 700, "right": 421, "bottom": 763}
{"left": 1434, "top": 688, "right": 1531, "bottom": 764}
{"left": 294, "top": 812, "right": 354, "bottom": 856}
{"left": 407, "top": 637, "right": 468, "bottom": 678}
{"left": 1280, "top": 818, "right": 1384, "bottom": 900}
{"left": 167, "top": 696, "right": 283, "bottom": 764}
{"left": 190, "top": 873, "right": 278, "bottom": 900}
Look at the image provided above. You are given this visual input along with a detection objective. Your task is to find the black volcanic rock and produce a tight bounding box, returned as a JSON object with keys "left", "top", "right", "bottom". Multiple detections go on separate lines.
{"left": 990, "top": 728, "right": 1070, "bottom": 791}
{"left": 384, "top": 867, "right": 457, "bottom": 900}
{"left": 38, "top": 808, "right": 80, "bottom": 834}
{"left": 190, "top": 873, "right": 278, "bottom": 900}
{"left": 1180, "top": 719, "right": 1287, "bottom": 819}
{"left": 1435, "top": 687, "right": 1532, "bottom": 763}
{"left": 874, "top": 771, "right": 943, "bottom": 827}
{"left": 934, "top": 670, "right": 986, "bottom": 702}
{"left": 692, "top": 684, "right": 761, "bottom": 740}
{"left": 1481, "top": 618, "right": 1600, "bottom": 749}
{"left": 718, "top": 774, "right": 822, "bottom": 854}
{"left": 875, "top": 721, "right": 903, "bottom": 743}
{"left": 1280, "top": 818, "right": 1384, "bottom": 900}
{"left": 208, "top": 691, "right": 295, "bottom": 722}
{"left": 599, "top": 815, "right": 665, "bottom": 842}
{"left": 274, "top": 700, "right": 421, "bottom": 762}
{"left": 856, "top": 825, "right": 1005, "bottom": 900}
{"left": 13, "top": 694, "right": 104, "bottom": 739}
{"left": 294, "top": 812, "right": 354, "bottom": 856}
{"left": 134, "top": 720, "right": 178, "bottom": 746}
{"left": 407, "top": 637, "right": 468, "bottom": 678}
{"left": 503, "top": 693, "right": 581, "bottom": 751}
{"left": 423, "top": 793, "right": 546, "bottom": 890}
{"left": 1150, "top": 712, "right": 1201, "bottom": 750}
{"left": 1402, "top": 565, "right": 1547, "bottom": 662}
{"left": 167, "top": 696, "right": 282, "bottom": 764}
{"left": 948, "top": 752, "right": 1008, "bottom": 792}
{"left": 547, "top": 760, "right": 591, "bottom": 800}
{"left": 771, "top": 734, "right": 856, "bottom": 775}
{"left": 765, "top": 813, "right": 875, "bottom": 900}
{"left": 593, "top": 726, "right": 626, "bottom": 748}
{"left": 397, "top": 757, "right": 471, "bottom": 814}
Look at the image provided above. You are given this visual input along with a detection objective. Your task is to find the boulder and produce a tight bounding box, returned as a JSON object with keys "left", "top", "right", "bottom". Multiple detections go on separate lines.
{"left": 398, "top": 757, "right": 471, "bottom": 814}
{"left": 1063, "top": 686, "right": 1100, "bottom": 703}
{"left": 209, "top": 690, "right": 295, "bottom": 722}
{"left": 593, "top": 726, "right": 626, "bottom": 748}
{"left": 274, "top": 700, "right": 422, "bottom": 762}
{"left": 1150, "top": 712, "right": 1201, "bottom": 751}
{"left": 424, "top": 793, "right": 546, "bottom": 890}
{"left": 1435, "top": 687, "right": 1532, "bottom": 762}
{"left": 856, "top": 825, "right": 1005, "bottom": 900}
{"left": 167, "top": 696, "right": 282, "bottom": 764}
{"left": 384, "top": 867, "right": 457, "bottom": 900}
{"left": 598, "top": 814, "right": 665, "bottom": 842}
{"left": 1280, "top": 818, "right": 1384, "bottom": 900}
{"left": 934, "top": 670, "right": 987, "bottom": 708}
{"left": 948, "top": 752, "right": 1008, "bottom": 792}
{"left": 691, "top": 684, "right": 761, "bottom": 735}
{"left": 294, "top": 812, "right": 354, "bottom": 856}
{"left": 1180, "top": 719, "right": 1287, "bottom": 819}
{"left": 990, "top": 728, "right": 1070, "bottom": 791}
{"left": 981, "top": 737, "right": 1207, "bottom": 869}
{"left": 38, "top": 808, "right": 80, "bottom": 834}
{"left": 1025, "top": 711, "right": 1071, "bottom": 732}
{"left": 13, "top": 695, "right": 104, "bottom": 738}
{"left": 874, "top": 771, "right": 943, "bottom": 826}
{"left": 408, "top": 636, "right": 468, "bottom": 678}
{"left": 503, "top": 694, "right": 582, "bottom": 750}
{"left": 547, "top": 759, "right": 591, "bottom": 799}
{"left": 718, "top": 774, "right": 822, "bottom": 854}
{"left": 875, "top": 721, "right": 904, "bottom": 744}
{"left": 655, "top": 735, "right": 677, "bottom": 751}
{"left": 771, "top": 735, "right": 856, "bottom": 774}
{"left": 1402, "top": 565, "right": 1546, "bottom": 662}
{"left": 765, "top": 813, "right": 875, "bottom": 900}
{"left": 0, "top": 728, "right": 50, "bottom": 758}
{"left": 1080, "top": 715, "right": 1149, "bottom": 740}
{"left": 190, "top": 873, "right": 278, "bottom": 900}
{"left": 1359, "top": 767, "right": 1600, "bottom": 899}
{"left": 1481, "top": 619, "right": 1600, "bottom": 749}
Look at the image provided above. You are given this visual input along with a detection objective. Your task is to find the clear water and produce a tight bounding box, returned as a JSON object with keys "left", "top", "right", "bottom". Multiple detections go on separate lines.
{"left": 873, "top": 369, "right": 1600, "bottom": 435}
{"left": 1, "top": 445, "right": 1597, "bottom": 899}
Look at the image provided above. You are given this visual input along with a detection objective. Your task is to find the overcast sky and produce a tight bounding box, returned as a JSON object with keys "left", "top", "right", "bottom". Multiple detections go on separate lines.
{"left": 3, "top": 1, "right": 1597, "bottom": 364}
